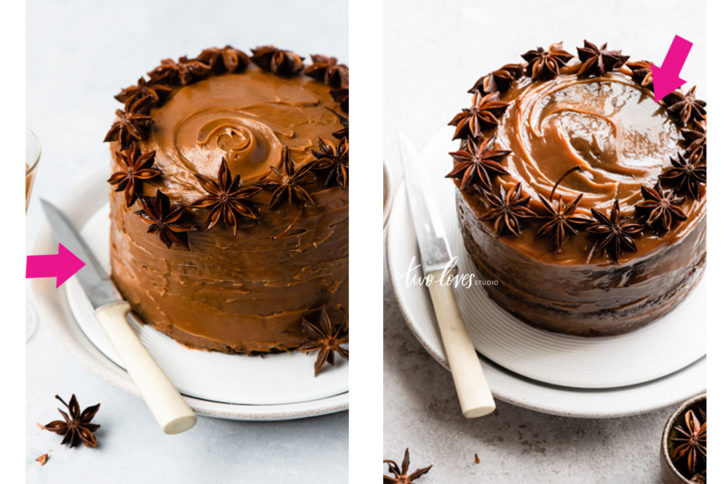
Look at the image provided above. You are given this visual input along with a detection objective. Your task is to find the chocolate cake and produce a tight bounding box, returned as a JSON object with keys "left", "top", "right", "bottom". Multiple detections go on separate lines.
{"left": 447, "top": 41, "right": 706, "bottom": 336}
{"left": 104, "top": 46, "right": 349, "bottom": 356}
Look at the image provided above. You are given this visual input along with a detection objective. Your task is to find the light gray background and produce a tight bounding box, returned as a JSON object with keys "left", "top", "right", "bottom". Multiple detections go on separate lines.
{"left": 383, "top": 0, "right": 705, "bottom": 482}
{"left": 26, "top": 1, "right": 347, "bottom": 482}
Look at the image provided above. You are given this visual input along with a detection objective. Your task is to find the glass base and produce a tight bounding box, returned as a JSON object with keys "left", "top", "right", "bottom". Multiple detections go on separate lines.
{"left": 26, "top": 300, "right": 38, "bottom": 342}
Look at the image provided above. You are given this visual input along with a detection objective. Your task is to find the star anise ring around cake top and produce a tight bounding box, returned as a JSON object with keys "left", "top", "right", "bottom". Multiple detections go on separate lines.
{"left": 136, "top": 189, "right": 196, "bottom": 250}
{"left": 521, "top": 42, "right": 574, "bottom": 81}
{"left": 107, "top": 142, "right": 160, "bottom": 208}
{"left": 586, "top": 200, "right": 643, "bottom": 262}
{"left": 446, "top": 136, "right": 510, "bottom": 190}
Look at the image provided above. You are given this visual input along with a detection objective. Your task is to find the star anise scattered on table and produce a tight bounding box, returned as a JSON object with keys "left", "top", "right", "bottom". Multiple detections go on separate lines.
{"left": 449, "top": 92, "right": 509, "bottom": 140}
{"left": 327, "top": 108, "right": 349, "bottom": 140}
{"left": 305, "top": 54, "right": 349, "bottom": 88}
{"left": 267, "top": 147, "right": 316, "bottom": 208}
{"left": 330, "top": 87, "right": 349, "bottom": 113}
{"left": 136, "top": 189, "right": 196, "bottom": 250}
{"left": 682, "top": 123, "right": 707, "bottom": 161}
{"left": 468, "top": 63, "right": 524, "bottom": 95}
{"left": 480, "top": 183, "right": 536, "bottom": 237}
{"left": 147, "top": 56, "right": 212, "bottom": 85}
{"left": 299, "top": 306, "right": 349, "bottom": 377}
{"left": 671, "top": 408, "right": 707, "bottom": 475}
{"left": 446, "top": 136, "right": 510, "bottom": 190}
{"left": 384, "top": 448, "right": 433, "bottom": 484}
{"left": 251, "top": 46, "right": 305, "bottom": 76}
{"left": 103, "top": 108, "right": 154, "bottom": 146}
{"left": 635, "top": 183, "right": 686, "bottom": 232}
{"left": 312, "top": 138, "right": 349, "bottom": 189}
{"left": 521, "top": 42, "right": 573, "bottom": 81}
{"left": 196, "top": 45, "right": 250, "bottom": 74}
{"left": 626, "top": 60, "right": 654, "bottom": 91}
{"left": 576, "top": 40, "right": 629, "bottom": 77}
{"left": 114, "top": 77, "right": 172, "bottom": 110}
{"left": 659, "top": 152, "right": 706, "bottom": 200}
{"left": 35, "top": 454, "right": 49, "bottom": 466}
{"left": 190, "top": 158, "right": 261, "bottom": 235}
{"left": 107, "top": 142, "right": 160, "bottom": 207}
{"left": 586, "top": 200, "right": 643, "bottom": 262}
{"left": 662, "top": 86, "right": 707, "bottom": 126}
{"left": 42, "top": 394, "right": 101, "bottom": 448}
{"left": 536, "top": 193, "right": 590, "bottom": 252}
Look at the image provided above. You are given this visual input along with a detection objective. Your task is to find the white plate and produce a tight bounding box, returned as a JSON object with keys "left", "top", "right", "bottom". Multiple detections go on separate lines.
{"left": 386, "top": 130, "right": 706, "bottom": 417}
{"left": 32, "top": 168, "right": 348, "bottom": 420}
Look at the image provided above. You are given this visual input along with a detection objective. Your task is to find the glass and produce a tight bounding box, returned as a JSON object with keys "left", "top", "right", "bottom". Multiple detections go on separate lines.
{"left": 26, "top": 128, "right": 41, "bottom": 341}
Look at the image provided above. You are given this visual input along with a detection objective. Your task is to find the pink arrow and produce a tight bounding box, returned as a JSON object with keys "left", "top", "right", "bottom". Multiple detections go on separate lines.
{"left": 651, "top": 35, "right": 693, "bottom": 102}
{"left": 26, "top": 243, "right": 85, "bottom": 288}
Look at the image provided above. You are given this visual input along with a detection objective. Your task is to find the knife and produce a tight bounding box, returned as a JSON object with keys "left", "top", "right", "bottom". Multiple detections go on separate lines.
{"left": 41, "top": 199, "right": 197, "bottom": 434}
{"left": 397, "top": 133, "right": 496, "bottom": 418}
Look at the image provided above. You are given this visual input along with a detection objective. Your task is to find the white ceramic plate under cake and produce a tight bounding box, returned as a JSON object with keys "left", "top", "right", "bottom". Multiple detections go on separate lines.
{"left": 32, "top": 168, "right": 348, "bottom": 421}
{"left": 386, "top": 128, "right": 706, "bottom": 418}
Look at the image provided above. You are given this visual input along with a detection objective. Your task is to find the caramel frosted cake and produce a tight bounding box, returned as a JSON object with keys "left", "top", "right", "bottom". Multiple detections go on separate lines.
{"left": 447, "top": 41, "right": 706, "bottom": 336}
{"left": 104, "top": 46, "right": 349, "bottom": 368}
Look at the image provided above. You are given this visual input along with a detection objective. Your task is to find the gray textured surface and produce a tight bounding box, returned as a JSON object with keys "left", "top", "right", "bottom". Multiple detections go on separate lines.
{"left": 26, "top": 1, "right": 347, "bottom": 482}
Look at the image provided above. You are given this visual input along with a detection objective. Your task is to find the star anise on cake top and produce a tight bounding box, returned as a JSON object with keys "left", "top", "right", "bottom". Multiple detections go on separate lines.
{"left": 682, "top": 123, "right": 707, "bottom": 161}
{"left": 107, "top": 142, "right": 160, "bottom": 207}
{"left": 663, "top": 86, "right": 707, "bottom": 126}
{"left": 330, "top": 87, "right": 349, "bottom": 113}
{"left": 635, "top": 183, "right": 687, "bottom": 231}
{"left": 312, "top": 138, "right": 349, "bottom": 189}
{"left": 521, "top": 42, "right": 574, "bottom": 81}
{"left": 480, "top": 183, "right": 536, "bottom": 237}
{"left": 136, "top": 189, "right": 196, "bottom": 250}
{"left": 305, "top": 54, "right": 349, "bottom": 88}
{"left": 299, "top": 306, "right": 349, "bottom": 377}
{"left": 196, "top": 45, "right": 250, "bottom": 74}
{"left": 536, "top": 193, "right": 591, "bottom": 252}
{"left": 251, "top": 46, "right": 305, "bottom": 76}
{"left": 189, "top": 158, "right": 262, "bottom": 235}
{"left": 659, "top": 152, "right": 707, "bottom": 199}
{"left": 267, "top": 147, "right": 316, "bottom": 208}
{"left": 384, "top": 448, "right": 433, "bottom": 484}
{"left": 586, "top": 200, "right": 643, "bottom": 262}
{"left": 626, "top": 60, "right": 654, "bottom": 91}
{"left": 449, "top": 92, "right": 509, "bottom": 140}
{"left": 468, "top": 63, "right": 524, "bottom": 95}
{"left": 446, "top": 136, "right": 510, "bottom": 190}
{"left": 327, "top": 108, "right": 349, "bottom": 140}
{"left": 670, "top": 409, "right": 707, "bottom": 475}
{"left": 42, "top": 394, "right": 101, "bottom": 448}
{"left": 576, "top": 40, "right": 629, "bottom": 77}
{"left": 114, "top": 77, "right": 173, "bottom": 110}
{"left": 103, "top": 108, "right": 153, "bottom": 146}
{"left": 147, "top": 56, "right": 212, "bottom": 85}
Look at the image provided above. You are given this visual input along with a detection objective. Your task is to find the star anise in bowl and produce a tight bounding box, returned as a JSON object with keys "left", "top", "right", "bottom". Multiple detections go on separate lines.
{"left": 661, "top": 394, "right": 706, "bottom": 483}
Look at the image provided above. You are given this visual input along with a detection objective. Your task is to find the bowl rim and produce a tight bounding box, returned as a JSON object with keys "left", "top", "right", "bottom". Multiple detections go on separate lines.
{"left": 661, "top": 392, "right": 707, "bottom": 482}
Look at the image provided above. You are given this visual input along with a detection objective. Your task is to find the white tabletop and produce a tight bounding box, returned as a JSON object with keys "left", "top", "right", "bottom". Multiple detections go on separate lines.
{"left": 383, "top": 0, "right": 704, "bottom": 481}
{"left": 26, "top": 1, "right": 347, "bottom": 482}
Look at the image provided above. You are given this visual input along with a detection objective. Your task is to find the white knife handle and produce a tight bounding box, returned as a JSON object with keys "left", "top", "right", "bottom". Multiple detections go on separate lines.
{"left": 427, "top": 270, "right": 496, "bottom": 418}
{"left": 94, "top": 301, "right": 197, "bottom": 434}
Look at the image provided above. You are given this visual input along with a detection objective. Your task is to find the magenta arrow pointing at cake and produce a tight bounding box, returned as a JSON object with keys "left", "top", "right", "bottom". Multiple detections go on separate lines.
{"left": 651, "top": 35, "right": 693, "bottom": 102}
{"left": 26, "top": 243, "right": 85, "bottom": 288}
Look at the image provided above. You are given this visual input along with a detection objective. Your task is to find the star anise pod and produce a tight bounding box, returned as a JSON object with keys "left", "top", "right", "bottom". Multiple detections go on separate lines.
{"left": 449, "top": 92, "right": 509, "bottom": 140}
{"left": 190, "top": 158, "right": 261, "bottom": 235}
{"left": 446, "top": 136, "right": 510, "bottom": 190}
{"left": 626, "top": 60, "right": 654, "bottom": 91}
{"left": 663, "top": 86, "right": 707, "bottom": 126}
{"left": 305, "top": 54, "right": 349, "bottom": 88}
{"left": 148, "top": 56, "right": 212, "bottom": 85}
{"left": 635, "top": 183, "right": 686, "bottom": 231}
{"left": 42, "top": 394, "right": 100, "bottom": 448}
{"left": 690, "top": 471, "right": 707, "bottom": 484}
{"left": 576, "top": 40, "right": 629, "bottom": 77}
{"left": 671, "top": 409, "right": 707, "bottom": 475}
{"left": 312, "top": 138, "right": 349, "bottom": 189}
{"left": 480, "top": 183, "right": 536, "bottom": 237}
{"left": 299, "top": 306, "right": 349, "bottom": 377}
{"left": 586, "top": 200, "right": 643, "bottom": 262}
{"left": 330, "top": 87, "right": 349, "bottom": 113}
{"left": 659, "top": 152, "right": 706, "bottom": 199}
{"left": 268, "top": 147, "right": 316, "bottom": 208}
{"left": 251, "top": 46, "right": 305, "bottom": 76}
{"left": 103, "top": 108, "right": 153, "bottom": 146}
{"left": 196, "top": 45, "right": 250, "bottom": 74}
{"left": 136, "top": 189, "right": 196, "bottom": 250}
{"left": 468, "top": 63, "right": 524, "bottom": 95}
{"left": 521, "top": 42, "right": 573, "bottom": 81}
{"left": 107, "top": 142, "right": 160, "bottom": 207}
{"left": 384, "top": 448, "right": 433, "bottom": 484}
{"left": 682, "top": 123, "right": 706, "bottom": 161}
{"left": 114, "top": 77, "right": 172, "bottom": 111}
{"left": 536, "top": 193, "right": 590, "bottom": 252}
{"left": 327, "top": 108, "right": 349, "bottom": 139}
